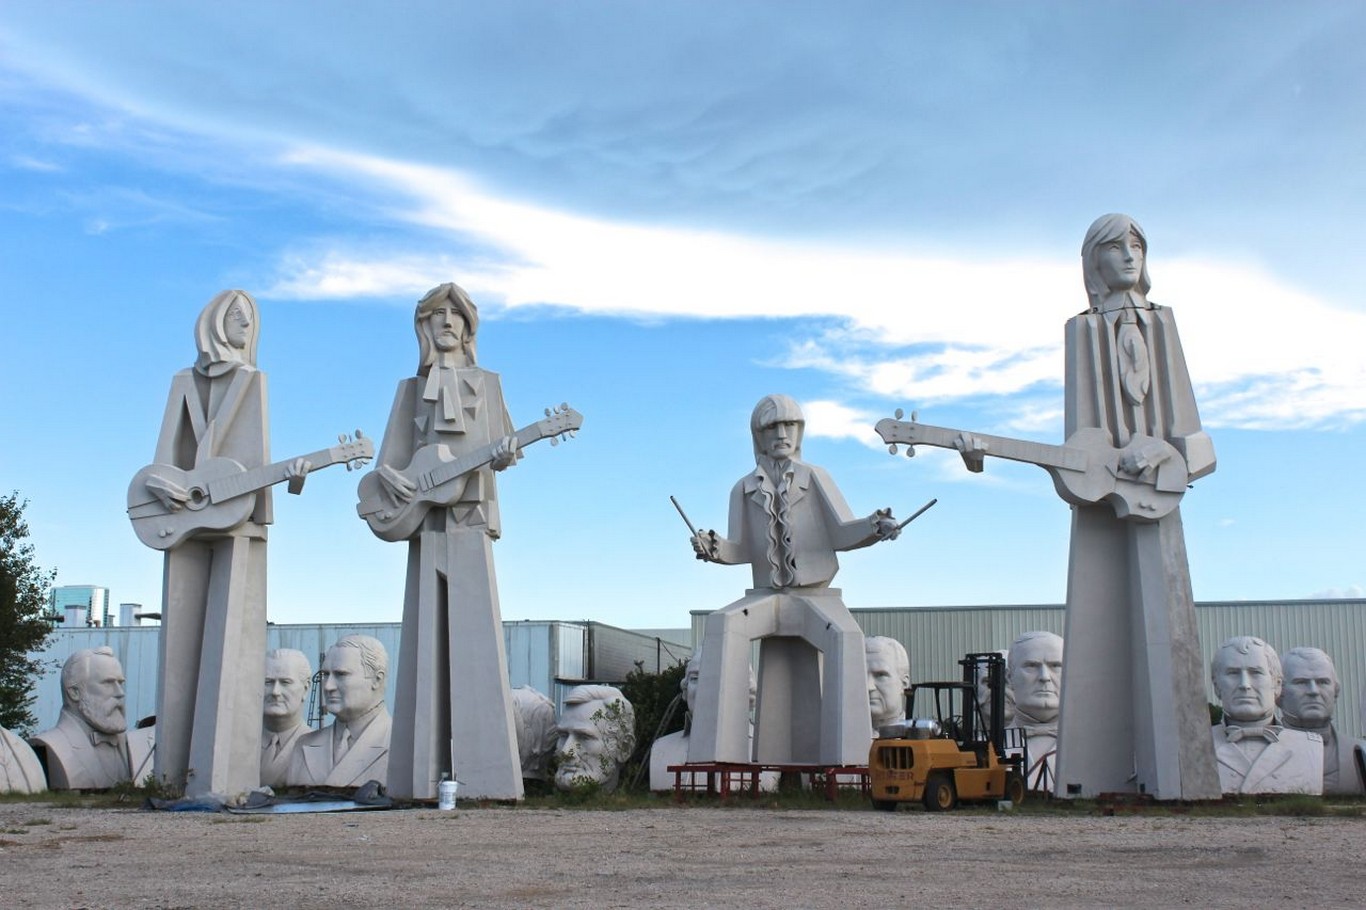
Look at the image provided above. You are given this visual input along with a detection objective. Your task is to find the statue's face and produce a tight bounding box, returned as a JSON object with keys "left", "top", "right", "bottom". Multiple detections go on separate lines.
{"left": 683, "top": 661, "right": 701, "bottom": 716}
{"left": 1214, "top": 647, "right": 1279, "bottom": 725}
{"left": 75, "top": 654, "right": 127, "bottom": 736}
{"left": 1280, "top": 653, "right": 1337, "bottom": 725}
{"left": 1095, "top": 227, "right": 1145, "bottom": 293}
{"left": 320, "top": 647, "right": 383, "bottom": 723}
{"left": 554, "top": 702, "right": 614, "bottom": 789}
{"left": 756, "top": 419, "right": 800, "bottom": 460}
{"left": 224, "top": 301, "right": 252, "bottom": 350}
{"left": 426, "top": 303, "right": 468, "bottom": 352}
{"left": 1009, "top": 637, "right": 1063, "bottom": 721}
{"left": 866, "top": 643, "right": 905, "bottom": 728}
{"left": 263, "top": 656, "right": 309, "bottom": 722}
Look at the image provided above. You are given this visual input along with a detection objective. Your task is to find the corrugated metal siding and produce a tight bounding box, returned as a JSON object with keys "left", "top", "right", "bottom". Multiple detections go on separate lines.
{"left": 692, "top": 599, "right": 1366, "bottom": 740}
{"left": 585, "top": 622, "right": 692, "bottom": 681}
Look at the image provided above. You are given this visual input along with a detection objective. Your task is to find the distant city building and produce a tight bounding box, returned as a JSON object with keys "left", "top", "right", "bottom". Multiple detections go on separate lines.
{"left": 48, "top": 585, "right": 111, "bottom": 628}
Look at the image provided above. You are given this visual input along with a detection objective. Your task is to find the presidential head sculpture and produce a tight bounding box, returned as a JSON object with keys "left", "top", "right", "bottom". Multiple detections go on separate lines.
{"left": 511, "top": 686, "right": 558, "bottom": 782}
{"left": 865, "top": 636, "right": 911, "bottom": 730}
{"left": 263, "top": 648, "right": 312, "bottom": 732}
{"left": 554, "top": 684, "right": 636, "bottom": 792}
{"left": 1081, "top": 213, "right": 1151, "bottom": 311}
{"left": 1278, "top": 646, "right": 1340, "bottom": 730}
{"left": 415, "top": 282, "right": 479, "bottom": 372}
{"left": 320, "top": 635, "right": 388, "bottom": 725}
{"left": 1212, "top": 636, "right": 1282, "bottom": 727}
{"left": 194, "top": 289, "right": 259, "bottom": 375}
{"left": 1008, "top": 632, "right": 1064, "bottom": 726}
{"left": 750, "top": 394, "right": 805, "bottom": 462}
{"left": 61, "top": 647, "right": 128, "bottom": 736}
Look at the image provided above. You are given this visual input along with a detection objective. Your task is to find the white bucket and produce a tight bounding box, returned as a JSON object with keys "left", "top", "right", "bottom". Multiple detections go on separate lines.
{"left": 438, "top": 779, "right": 459, "bottom": 810}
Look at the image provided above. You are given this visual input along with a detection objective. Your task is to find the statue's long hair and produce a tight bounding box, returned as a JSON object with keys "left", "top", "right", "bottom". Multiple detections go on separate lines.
{"left": 414, "top": 282, "right": 478, "bottom": 374}
{"left": 194, "top": 289, "right": 259, "bottom": 377}
{"left": 1080, "top": 213, "right": 1151, "bottom": 310}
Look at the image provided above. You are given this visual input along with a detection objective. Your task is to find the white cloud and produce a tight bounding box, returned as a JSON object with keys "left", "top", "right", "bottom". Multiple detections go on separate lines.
{"left": 267, "top": 147, "right": 1366, "bottom": 431}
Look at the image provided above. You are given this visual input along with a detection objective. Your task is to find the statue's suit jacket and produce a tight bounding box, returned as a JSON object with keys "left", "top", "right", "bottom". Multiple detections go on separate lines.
{"left": 287, "top": 711, "right": 391, "bottom": 787}
{"left": 29, "top": 710, "right": 152, "bottom": 790}
{"left": 260, "top": 723, "right": 309, "bottom": 789}
{"left": 1211, "top": 725, "right": 1322, "bottom": 795}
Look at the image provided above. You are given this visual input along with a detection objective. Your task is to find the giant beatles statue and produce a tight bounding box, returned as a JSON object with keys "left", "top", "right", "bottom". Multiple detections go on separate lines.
{"left": 357, "top": 282, "right": 580, "bottom": 800}
{"left": 687, "top": 394, "right": 900, "bottom": 766}
{"left": 126, "top": 290, "right": 369, "bottom": 797}
{"left": 875, "top": 215, "right": 1220, "bottom": 800}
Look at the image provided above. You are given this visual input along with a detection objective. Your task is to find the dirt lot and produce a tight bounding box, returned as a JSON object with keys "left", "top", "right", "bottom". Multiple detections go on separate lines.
{"left": 1, "top": 799, "right": 1363, "bottom": 909}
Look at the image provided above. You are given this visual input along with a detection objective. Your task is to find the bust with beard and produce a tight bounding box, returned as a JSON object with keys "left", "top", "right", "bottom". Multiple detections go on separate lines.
{"left": 30, "top": 648, "right": 153, "bottom": 790}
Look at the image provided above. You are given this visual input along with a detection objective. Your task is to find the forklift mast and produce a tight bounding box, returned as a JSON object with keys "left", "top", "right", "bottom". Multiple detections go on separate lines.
{"left": 960, "top": 652, "right": 1007, "bottom": 762}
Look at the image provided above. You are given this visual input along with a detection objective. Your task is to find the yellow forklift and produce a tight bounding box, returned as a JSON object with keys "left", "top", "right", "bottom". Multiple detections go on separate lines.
{"left": 869, "top": 652, "right": 1027, "bottom": 811}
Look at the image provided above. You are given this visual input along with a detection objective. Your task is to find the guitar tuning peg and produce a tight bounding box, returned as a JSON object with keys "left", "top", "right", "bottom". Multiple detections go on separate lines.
{"left": 887, "top": 444, "right": 898, "bottom": 456}
{"left": 545, "top": 407, "right": 551, "bottom": 417}
{"left": 561, "top": 401, "right": 569, "bottom": 411}
{"left": 356, "top": 429, "right": 364, "bottom": 438}
{"left": 894, "top": 408, "right": 904, "bottom": 420}
{"left": 906, "top": 445, "right": 916, "bottom": 458}
{"left": 550, "top": 436, "right": 560, "bottom": 447}
{"left": 911, "top": 410, "right": 918, "bottom": 422}
{"left": 339, "top": 433, "right": 347, "bottom": 443}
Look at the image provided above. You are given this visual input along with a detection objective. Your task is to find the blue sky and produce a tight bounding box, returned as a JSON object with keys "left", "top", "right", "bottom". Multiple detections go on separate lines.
{"left": 1, "top": 2, "right": 1362, "bottom": 631}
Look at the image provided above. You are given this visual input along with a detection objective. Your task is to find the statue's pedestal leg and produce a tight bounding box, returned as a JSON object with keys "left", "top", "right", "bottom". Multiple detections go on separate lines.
{"left": 157, "top": 536, "right": 266, "bottom": 798}
{"left": 389, "top": 526, "right": 523, "bottom": 801}
{"left": 1056, "top": 506, "right": 1219, "bottom": 800}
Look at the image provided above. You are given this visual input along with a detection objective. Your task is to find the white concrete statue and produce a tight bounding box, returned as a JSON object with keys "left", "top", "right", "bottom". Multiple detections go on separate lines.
{"left": 1210, "top": 636, "right": 1322, "bottom": 795}
{"left": 360, "top": 283, "right": 579, "bottom": 801}
{"left": 29, "top": 648, "right": 154, "bottom": 790}
{"left": 260, "top": 649, "right": 313, "bottom": 789}
{"left": 1006, "top": 632, "right": 1063, "bottom": 784}
{"left": 874, "top": 214, "right": 1220, "bottom": 800}
{"left": 0, "top": 725, "right": 46, "bottom": 794}
{"left": 511, "top": 686, "right": 558, "bottom": 784}
{"left": 866, "top": 636, "right": 910, "bottom": 733}
{"left": 126, "top": 290, "right": 366, "bottom": 798}
{"left": 688, "top": 394, "right": 900, "bottom": 767}
{"left": 555, "top": 685, "right": 636, "bottom": 793}
{"left": 287, "top": 636, "right": 392, "bottom": 788}
{"left": 1278, "top": 647, "right": 1361, "bottom": 795}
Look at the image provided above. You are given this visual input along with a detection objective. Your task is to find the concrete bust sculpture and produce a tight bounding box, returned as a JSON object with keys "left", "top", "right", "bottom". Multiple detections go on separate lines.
{"left": 287, "top": 636, "right": 391, "bottom": 788}
{"left": 555, "top": 685, "right": 636, "bottom": 793}
{"left": 865, "top": 636, "right": 911, "bottom": 733}
{"left": 1210, "top": 636, "right": 1321, "bottom": 795}
{"left": 511, "top": 686, "right": 558, "bottom": 784}
{"left": 30, "top": 648, "right": 153, "bottom": 789}
{"left": 0, "top": 726, "right": 46, "bottom": 794}
{"left": 1278, "top": 647, "right": 1361, "bottom": 795}
{"left": 688, "top": 394, "right": 900, "bottom": 767}
{"left": 261, "top": 649, "right": 313, "bottom": 789}
{"left": 1006, "top": 632, "right": 1063, "bottom": 782}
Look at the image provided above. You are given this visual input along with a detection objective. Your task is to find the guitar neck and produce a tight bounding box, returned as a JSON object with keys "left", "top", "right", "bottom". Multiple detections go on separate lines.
{"left": 878, "top": 420, "right": 1086, "bottom": 474}
{"left": 207, "top": 447, "right": 341, "bottom": 503}
{"left": 422, "top": 423, "right": 555, "bottom": 492}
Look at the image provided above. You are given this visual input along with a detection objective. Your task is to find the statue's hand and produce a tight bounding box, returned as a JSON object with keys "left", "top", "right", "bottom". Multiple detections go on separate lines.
{"left": 691, "top": 530, "right": 720, "bottom": 562}
{"left": 954, "top": 432, "right": 987, "bottom": 473}
{"left": 284, "top": 457, "right": 312, "bottom": 495}
{"left": 145, "top": 473, "right": 189, "bottom": 512}
{"left": 378, "top": 464, "right": 416, "bottom": 503}
{"left": 1120, "top": 439, "right": 1171, "bottom": 476}
{"left": 872, "top": 508, "right": 901, "bottom": 541}
{"left": 491, "top": 434, "right": 519, "bottom": 471}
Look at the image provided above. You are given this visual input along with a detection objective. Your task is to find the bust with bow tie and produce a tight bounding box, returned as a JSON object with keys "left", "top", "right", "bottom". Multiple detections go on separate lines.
{"left": 29, "top": 647, "right": 152, "bottom": 790}
{"left": 1210, "top": 636, "right": 1322, "bottom": 795}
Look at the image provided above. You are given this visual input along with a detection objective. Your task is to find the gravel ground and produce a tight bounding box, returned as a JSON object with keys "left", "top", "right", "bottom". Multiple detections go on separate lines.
{"left": 1, "top": 800, "right": 1363, "bottom": 909}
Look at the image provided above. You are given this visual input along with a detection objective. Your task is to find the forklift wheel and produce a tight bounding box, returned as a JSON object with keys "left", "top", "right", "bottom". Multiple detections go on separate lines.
{"left": 1005, "top": 772, "right": 1026, "bottom": 806}
{"left": 923, "top": 774, "right": 957, "bottom": 812}
{"left": 872, "top": 799, "right": 897, "bottom": 813}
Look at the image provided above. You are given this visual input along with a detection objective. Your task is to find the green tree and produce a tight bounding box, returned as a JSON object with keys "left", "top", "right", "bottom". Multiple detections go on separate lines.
{"left": 0, "top": 493, "right": 57, "bottom": 733}
{"left": 617, "top": 659, "right": 688, "bottom": 791}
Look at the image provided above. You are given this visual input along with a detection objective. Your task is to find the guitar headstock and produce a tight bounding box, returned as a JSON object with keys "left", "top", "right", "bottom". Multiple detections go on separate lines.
{"left": 336, "top": 430, "right": 376, "bottom": 471}
{"left": 874, "top": 408, "right": 921, "bottom": 457}
{"left": 539, "top": 403, "right": 583, "bottom": 447}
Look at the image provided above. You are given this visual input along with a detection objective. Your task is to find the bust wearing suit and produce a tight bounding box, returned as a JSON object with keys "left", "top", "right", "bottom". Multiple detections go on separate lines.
{"left": 286, "top": 636, "right": 391, "bottom": 788}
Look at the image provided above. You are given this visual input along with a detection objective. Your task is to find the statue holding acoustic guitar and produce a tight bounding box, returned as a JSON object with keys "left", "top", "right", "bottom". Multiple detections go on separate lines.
{"left": 364, "top": 282, "right": 579, "bottom": 802}
{"left": 877, "top": 215, "right": 1221, "bottom": 802}
{"left": 128, "top": 290, "right": 370, "bottom": 799}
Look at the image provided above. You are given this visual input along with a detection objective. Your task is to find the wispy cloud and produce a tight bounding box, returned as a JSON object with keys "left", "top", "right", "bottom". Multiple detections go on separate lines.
{"left": 268, "top": 148, "right": 1366, "bottom": 432}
